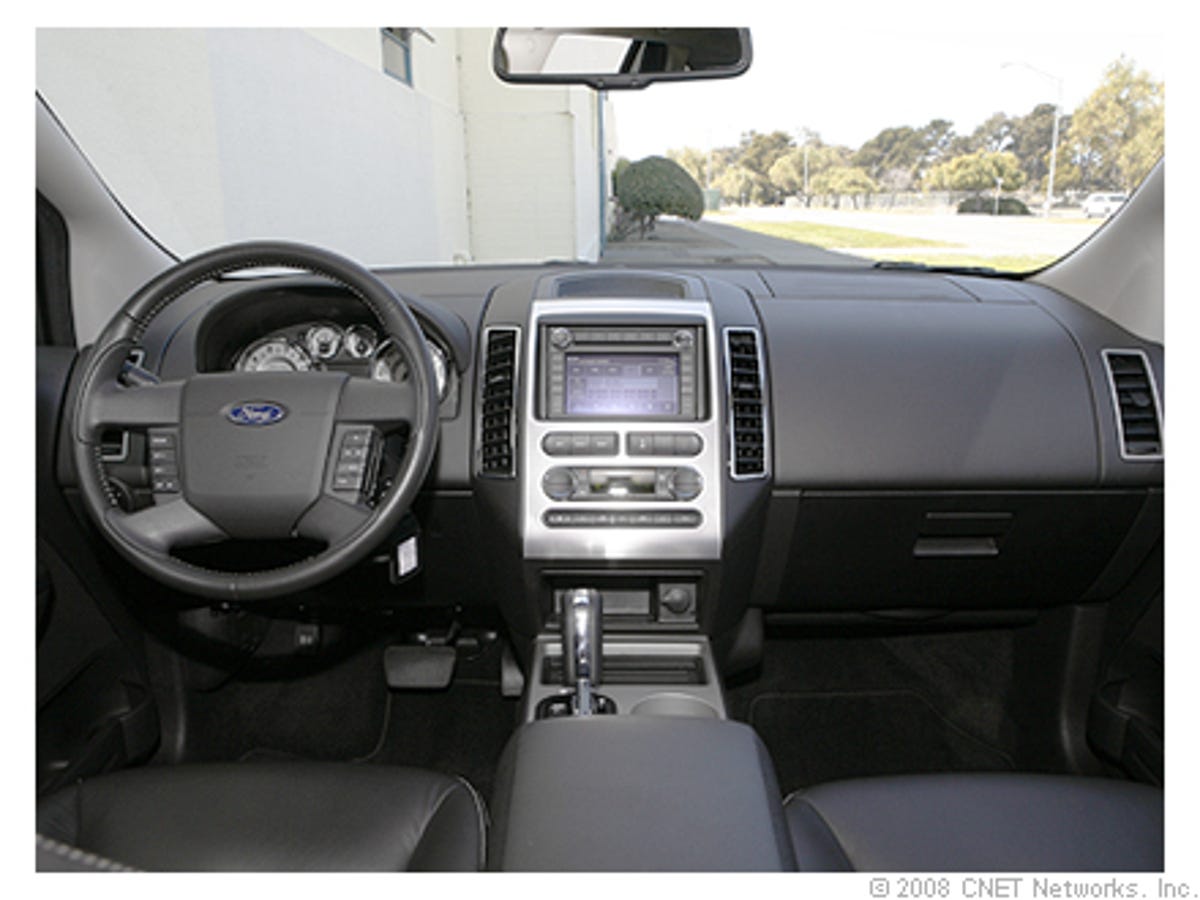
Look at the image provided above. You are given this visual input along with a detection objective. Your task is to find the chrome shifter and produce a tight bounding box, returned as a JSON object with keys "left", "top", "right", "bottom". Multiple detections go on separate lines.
{"left": 561, "top": 588, "right": 602, "bottom": 716}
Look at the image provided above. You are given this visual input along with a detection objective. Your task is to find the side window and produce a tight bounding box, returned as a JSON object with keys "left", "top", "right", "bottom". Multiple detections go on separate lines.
{"left": 381, "top": 28, "right": 414, "bottom": 86}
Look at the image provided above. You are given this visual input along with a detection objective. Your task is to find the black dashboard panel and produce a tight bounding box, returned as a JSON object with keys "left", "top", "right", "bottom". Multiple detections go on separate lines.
{"left": 94, "top": 262, "right": 1161, "bottom": 623}
{"left": 758, "top": 299, "right": 1098, "bottom": 489}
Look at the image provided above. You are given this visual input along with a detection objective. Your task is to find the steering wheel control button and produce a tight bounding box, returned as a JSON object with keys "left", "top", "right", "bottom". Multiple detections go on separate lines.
{"left": 333, "top": 472, "right": 363, "bottom": 491}
{"left": 152, "top": 476, "right": 180, "bottom": 494}
{"left": 326, "top": 426, "right": 379, "bottom": 494}
{"left": 147, "top": 430, "right": 182, "bottom": 494}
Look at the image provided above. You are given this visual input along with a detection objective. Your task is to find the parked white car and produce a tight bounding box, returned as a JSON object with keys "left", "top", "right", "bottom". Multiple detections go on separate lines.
{"left": 1083, "top": 192, "right": 1128, "bottom": 218}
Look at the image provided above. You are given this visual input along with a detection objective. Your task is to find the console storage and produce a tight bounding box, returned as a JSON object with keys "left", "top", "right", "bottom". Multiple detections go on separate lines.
{"left": 488, "top": 715, "right": 796, "bottom": 871}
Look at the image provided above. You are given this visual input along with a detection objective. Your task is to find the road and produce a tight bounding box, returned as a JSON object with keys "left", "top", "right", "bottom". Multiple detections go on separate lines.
{"left": 601, "top": 218, "right": 861, "bottom": 266}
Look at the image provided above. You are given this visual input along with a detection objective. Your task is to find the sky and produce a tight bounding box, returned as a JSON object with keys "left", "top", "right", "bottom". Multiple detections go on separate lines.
{"left": 609, "top": 19, "right": 1164, "bottom": 160}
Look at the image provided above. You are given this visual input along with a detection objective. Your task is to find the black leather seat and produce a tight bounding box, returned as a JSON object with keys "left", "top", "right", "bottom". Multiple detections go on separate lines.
{"left": 36, "top": 762, "right": 485, "bottom": 871}
{"left": 784, "top": 773, "right": 1163, "bottom": 872}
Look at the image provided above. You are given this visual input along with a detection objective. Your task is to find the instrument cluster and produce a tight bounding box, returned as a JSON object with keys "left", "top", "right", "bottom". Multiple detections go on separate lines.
{"left": 234, "top": 321, "right": 450, "bottom": 400}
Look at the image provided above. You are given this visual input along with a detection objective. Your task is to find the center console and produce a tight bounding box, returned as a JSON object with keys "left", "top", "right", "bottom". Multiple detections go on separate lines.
{"left": 474, "top": 271, "right": 773, "bottom": 722}
{"left": 474, "top": 271, "right": 784, "bottom": 868}
{"left": 488, "top": 715, "right": 795, "bottom": 871}
{"left": 522, "top": 299, "right": 727, "bottom": 561}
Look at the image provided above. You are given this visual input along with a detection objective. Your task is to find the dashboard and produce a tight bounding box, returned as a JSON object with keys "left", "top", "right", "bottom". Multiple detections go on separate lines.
{"left": 102, "top": 262, "right": 1163, "bottom": 646}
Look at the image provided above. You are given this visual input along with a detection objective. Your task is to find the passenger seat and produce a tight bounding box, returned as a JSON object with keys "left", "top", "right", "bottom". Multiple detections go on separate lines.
{"left": 784, "top": 773, "right": 1163, "bottom": 871}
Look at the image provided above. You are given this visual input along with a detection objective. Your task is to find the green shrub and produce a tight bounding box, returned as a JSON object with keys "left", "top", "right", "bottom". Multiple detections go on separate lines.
{"left": 612, "top": 155, "right": 704, "bottom": 239}
{"left": 956, "top": 196, "right": 1032, "bottom": 215}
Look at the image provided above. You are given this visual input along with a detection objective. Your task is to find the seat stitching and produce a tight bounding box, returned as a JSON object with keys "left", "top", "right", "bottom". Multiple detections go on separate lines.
{"left": 36, "top": 833, "right": 138, "bottom": 872}
{"left": 453, "top": 774, "right": 488, "bottom": 870}
{"left": 789, "top": 795, "right": 856, "bottom": 871}
{"left": 410, "top": 778, "right": 483, "bottom": 871}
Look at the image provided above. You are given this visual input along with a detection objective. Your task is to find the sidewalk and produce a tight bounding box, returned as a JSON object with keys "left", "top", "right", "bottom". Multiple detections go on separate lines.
{"left": 601, "top": 217, "right": 859, "bottom": 266}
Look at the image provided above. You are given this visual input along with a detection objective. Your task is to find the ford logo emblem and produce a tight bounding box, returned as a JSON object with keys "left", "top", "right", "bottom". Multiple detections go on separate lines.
{"left": 226, "top": 401, "right": 288, "bottom": 426}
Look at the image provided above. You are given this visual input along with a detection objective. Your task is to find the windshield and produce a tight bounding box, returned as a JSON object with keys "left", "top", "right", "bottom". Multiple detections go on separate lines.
{"left": 36, "top": 27, "right": 1163, "bottom": 273}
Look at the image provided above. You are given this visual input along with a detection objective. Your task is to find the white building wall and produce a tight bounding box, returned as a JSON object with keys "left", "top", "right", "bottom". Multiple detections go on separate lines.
{"left": 36, "top": 28, "right": 473, "bottom": 266}
{"left": 456, "top": 29, "right": 604, "bottom": 262}
{"left": 36, "top": 28, "right": 604, "bottom": 267}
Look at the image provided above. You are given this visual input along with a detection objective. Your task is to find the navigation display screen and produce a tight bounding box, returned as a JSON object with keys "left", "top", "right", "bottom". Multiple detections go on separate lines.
{"left": 564, "top": 354, "right": 680, "bottom": 417}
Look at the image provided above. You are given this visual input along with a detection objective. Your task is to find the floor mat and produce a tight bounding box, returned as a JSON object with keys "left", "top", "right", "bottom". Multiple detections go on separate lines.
{"left": 359, "top": 680, "right": 519, "bottom": 803}
{"left": 748, "top": 689, "right": 1014, "bottom": 794}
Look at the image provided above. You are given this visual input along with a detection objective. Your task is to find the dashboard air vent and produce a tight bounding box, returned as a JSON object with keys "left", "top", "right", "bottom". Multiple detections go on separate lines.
{"left": 1103, "top": 350, "right": 1163, "bottom": 460}
{"left": 724, "top": 328, "right": 769, "bottom": 478}
{"left": 479, "top": 327, "right": 520, "bottom": 476}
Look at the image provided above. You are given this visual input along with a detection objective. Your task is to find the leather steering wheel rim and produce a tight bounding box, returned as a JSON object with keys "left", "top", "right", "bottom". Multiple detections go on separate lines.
{"left": 71, "top": 241, "right": 439, "bottom": 602}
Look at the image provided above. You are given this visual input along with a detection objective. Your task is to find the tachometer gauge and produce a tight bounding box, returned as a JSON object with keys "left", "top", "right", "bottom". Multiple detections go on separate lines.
{"left": 371, "top": 339, "right": 450, "bottom": 400}
{"left": 304, "top": 323, "right": 343, "bottom": 360}
{"left": 236, "top": 337, "right": 313, "bottom": 373}
{"left": 344, "top": 325, "right": 378, "bottom": 359}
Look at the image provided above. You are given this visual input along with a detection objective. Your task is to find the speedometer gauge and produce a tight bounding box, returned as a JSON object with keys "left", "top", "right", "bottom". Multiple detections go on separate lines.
{"left": 344, "top": 325, "right": 378, "bottom": 359}
{"left": 304, "top": 323, "right": 342, "bottom": 360}
{"left": 236, "top": 337, "right": 313, "bottom": 373}
{"left": 371, "top": 339, "right": 450, "bottom": 400}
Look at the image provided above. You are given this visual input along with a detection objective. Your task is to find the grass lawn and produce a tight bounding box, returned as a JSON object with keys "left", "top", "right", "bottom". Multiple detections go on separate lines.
{"left": 716, "top": 216, "right": 1059, "bottom": 272}
{"left": 716, "top": 218, "right": 959, "bottom": 250}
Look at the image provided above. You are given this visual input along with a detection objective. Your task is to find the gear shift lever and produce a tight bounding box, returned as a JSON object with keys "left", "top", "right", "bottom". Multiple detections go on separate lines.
{"left": 561, "top": 588, "right": 602, "bottom": 715}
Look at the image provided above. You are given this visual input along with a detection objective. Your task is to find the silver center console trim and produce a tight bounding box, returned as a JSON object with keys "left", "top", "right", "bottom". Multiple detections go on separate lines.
{"left": 523, "top": 634, "right": 727, "bottom": 722}
{"left": 521, "top": 299, "right": 724, "bottom": 561}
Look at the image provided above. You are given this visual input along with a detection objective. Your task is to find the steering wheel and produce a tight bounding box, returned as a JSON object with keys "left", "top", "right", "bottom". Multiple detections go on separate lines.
{"left": 71, "top": 241, "right": 440, "bottom": 601}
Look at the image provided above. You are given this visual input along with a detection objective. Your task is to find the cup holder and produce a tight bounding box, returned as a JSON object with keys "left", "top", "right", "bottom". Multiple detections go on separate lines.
{"left": 535, "top": 692, "right": 617, "bottom": 719}
{"left": 629, "top": 692, "right": 719, "bottom": 719}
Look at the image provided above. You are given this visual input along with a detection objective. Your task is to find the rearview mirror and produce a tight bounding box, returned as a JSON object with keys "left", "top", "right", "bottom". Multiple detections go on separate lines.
{"left": 493, "top": 28, "right": 752, "bottom": 90}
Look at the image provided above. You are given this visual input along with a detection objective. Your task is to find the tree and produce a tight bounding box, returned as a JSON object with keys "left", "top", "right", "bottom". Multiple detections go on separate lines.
{"left": 611, "top": 156, "right": 704, "bottom": 239}
{"left": 769, "top": 143, "right": 852, "bottom": 201}
{"left": 925, "top": 150, "right": 1026, "bottom": 195}
{"left": 810, "top": 166, "right": 877, "bottom": 209}
{"left": 1062, "top": 57, "right": 1164, "bottom": 192}
{"left": 713, "top": 164, "right": 758, "bottom": 206}
{"left": 854, "top": 119, "right": 960, "bottom": 185}
{"left": 736, "top": 130, "right": 793, "bottom": 177}
{"left": 968, "top": 112, "right": 1015, "bottom": 153}
{"left": 1007, "top": 103, "right": 1071, "bottom": 190}
{"left": 666, "top": 146, "right": 710, "bottom": 188}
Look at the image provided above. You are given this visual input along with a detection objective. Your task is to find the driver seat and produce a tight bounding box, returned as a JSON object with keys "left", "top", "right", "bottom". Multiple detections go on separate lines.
{"left": 35, "top": 762, "right": 485, "bottom": 871}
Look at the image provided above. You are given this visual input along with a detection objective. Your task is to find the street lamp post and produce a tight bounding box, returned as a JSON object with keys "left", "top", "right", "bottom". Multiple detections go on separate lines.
{"left": 1002, "top": 62, "right": 1064, "bottom": 217}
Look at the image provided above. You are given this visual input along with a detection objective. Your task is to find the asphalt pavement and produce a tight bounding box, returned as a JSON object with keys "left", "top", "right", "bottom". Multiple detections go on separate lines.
{"left": 601, "top": 218, "right": 861, "bottom": 266}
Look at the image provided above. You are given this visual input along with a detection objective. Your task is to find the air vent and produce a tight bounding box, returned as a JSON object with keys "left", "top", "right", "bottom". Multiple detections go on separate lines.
{"left": 724, "top": 328, "right": 769, "bottom": 478}
{"left": 1103, "top": 350, "right": 1163, "bottom": 460}
{"left": 478, "top": 327, "right": 520, "bottom": 476}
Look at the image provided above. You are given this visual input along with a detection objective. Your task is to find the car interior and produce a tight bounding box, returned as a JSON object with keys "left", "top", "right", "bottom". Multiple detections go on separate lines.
{"left": 34, "top": 26, "right": 1165, "bottom": 873}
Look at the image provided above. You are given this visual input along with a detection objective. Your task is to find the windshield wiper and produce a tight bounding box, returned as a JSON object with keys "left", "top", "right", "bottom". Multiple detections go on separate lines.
{"left": 872, "top": 260, "right": 1007, "bottom": 277}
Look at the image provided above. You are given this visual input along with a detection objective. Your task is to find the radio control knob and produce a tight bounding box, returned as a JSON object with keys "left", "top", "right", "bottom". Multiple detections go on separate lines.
{"left": 542, "top": 467, "right": 576, "bottom": 501}
{"left": 673, "top": 329, "right": 694, "bottom": 349}
{"left": 667, "top": 467, "right": 703, "bottom": 501}
{"left": 661, "top": 586, "right": 693, "bottom": 615}
{"left": 550, "top": 327, "right": 573, "bottom": 349}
